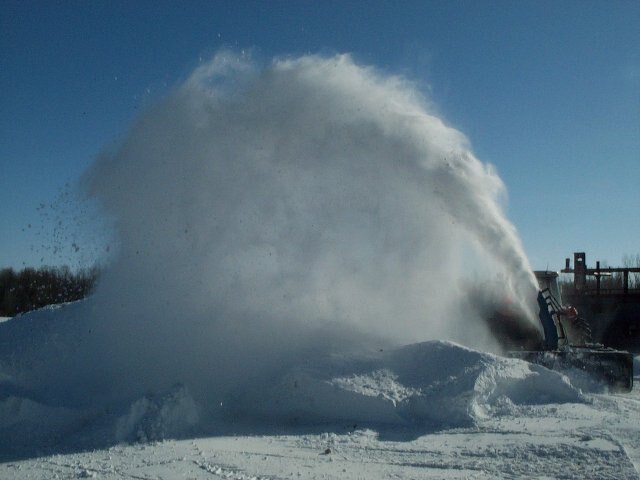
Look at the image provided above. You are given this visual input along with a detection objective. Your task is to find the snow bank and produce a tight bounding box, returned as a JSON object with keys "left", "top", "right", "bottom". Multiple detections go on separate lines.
{"left": 0, "top": 394, "right": 89, "bottom": 454}
{"left": 241, "top": 341, "right": 584, "bottom": 429}
{"left": 0, "top": 302, "right": 584, "bottom": 459}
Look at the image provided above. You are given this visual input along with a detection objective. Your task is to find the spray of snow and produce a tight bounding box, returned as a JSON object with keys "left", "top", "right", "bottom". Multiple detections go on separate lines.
{"left": 71, "top": 52, "right": 539, "bottom": 404}
{"left": 1, "top": 54, "right": 543, "bottom": 427}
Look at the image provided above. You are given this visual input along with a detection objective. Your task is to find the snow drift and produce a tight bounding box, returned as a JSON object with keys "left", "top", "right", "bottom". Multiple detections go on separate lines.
{"left": 0, "top": 307, "right": 583, "bottom": 457}
{"left": 243, "top": 340, "right": 584, "bottom": 428}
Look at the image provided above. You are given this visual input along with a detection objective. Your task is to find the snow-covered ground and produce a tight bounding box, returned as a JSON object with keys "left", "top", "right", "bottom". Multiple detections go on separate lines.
{"left": 2, "top": 375, "right": 639, "bottom": 480}
{"left": 4, "top": 402, "right": 640, "bottom": 480}
{"left": 1, "top": 306, "right": 638, "bottom": 479}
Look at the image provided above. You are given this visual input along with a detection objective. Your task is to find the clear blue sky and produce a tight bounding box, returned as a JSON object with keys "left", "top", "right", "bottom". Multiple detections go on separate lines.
{"left": 1, "top": 0, "right": 638, "bottom": 271}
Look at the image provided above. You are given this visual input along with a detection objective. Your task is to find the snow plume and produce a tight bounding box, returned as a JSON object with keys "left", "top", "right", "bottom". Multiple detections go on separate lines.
{"left": 75, "top": 53, "right": 539, "bottom": 406}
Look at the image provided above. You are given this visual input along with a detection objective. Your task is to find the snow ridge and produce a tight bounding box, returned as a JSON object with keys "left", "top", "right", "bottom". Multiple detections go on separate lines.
{"left": 243, "top": 341, "right": 584, "bottom": 429}
{"left": 0, "top": 327, "right": 585, "bottom": 460}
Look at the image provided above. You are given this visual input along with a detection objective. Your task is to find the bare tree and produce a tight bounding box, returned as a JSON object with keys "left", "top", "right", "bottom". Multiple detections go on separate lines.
{"left": 622, "top": 253, "right": 640, "bottom": 288}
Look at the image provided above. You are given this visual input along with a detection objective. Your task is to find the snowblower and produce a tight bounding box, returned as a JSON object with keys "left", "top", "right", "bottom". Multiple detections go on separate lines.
{"left": 509, "top": 272, "right": 634, "bottom": 392}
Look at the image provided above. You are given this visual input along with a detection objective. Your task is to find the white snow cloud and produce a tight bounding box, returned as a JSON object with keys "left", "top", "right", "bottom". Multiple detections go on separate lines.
{"left": 73, "top": 52, "right": 540, "bottom": 405}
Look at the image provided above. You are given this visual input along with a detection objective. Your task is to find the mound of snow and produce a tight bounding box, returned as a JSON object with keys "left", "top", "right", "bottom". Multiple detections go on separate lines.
{"left": 242, "top": 341, "right": 585, "bottom": 429}
{"left": 0, "top": 394, "right": 89, "bottom": 454}
{"left": 0, "top": 384, "right": 200, "bottom": 459}
{"left": 0, "top": 304, "right": 585, "bottom": 457}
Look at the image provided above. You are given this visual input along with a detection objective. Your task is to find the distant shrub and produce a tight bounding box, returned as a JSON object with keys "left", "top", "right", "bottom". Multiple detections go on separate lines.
{"left": 0, "top": 266, "right": 99, "bottom": 317}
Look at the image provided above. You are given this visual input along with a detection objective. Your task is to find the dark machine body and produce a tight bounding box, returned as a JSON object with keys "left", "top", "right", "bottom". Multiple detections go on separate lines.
{"left": 509, "top": 272, "right": 634, "bottom": 392}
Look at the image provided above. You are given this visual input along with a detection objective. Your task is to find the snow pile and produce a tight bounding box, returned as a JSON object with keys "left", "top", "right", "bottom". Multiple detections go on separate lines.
{"left": 0, "top": 305, "right": 585, "bottom": 458}
{"left": 242, "top": 341, "right": 584, "bottom": 428}
{"left": 0, "top": 392, "right": 88, "bottom": 455}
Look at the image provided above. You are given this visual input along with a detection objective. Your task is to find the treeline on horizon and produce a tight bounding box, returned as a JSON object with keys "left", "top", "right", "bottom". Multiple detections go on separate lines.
{"left": 0, "top": 266, "right": 99, "bottom": 317}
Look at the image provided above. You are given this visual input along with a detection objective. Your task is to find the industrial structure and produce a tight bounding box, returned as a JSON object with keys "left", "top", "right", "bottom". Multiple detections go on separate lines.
{"left": 561, "top": 252, "right": 640, "bottom": 353}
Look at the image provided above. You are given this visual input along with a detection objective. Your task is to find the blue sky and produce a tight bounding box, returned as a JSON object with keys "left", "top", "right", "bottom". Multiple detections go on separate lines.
{"left": 1, "top": 0, "right": 638, "bottom": 271}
